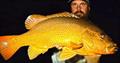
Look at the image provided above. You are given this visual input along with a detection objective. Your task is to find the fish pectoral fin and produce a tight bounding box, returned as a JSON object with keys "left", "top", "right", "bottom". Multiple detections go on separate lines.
{"left": 59, "top": 47, "right": 76, "bottom": 61}
{"left": 28, "top": 46, "right": 48, "bottom": 60}
{"left": 69, "top": 42, "right": 83, "bottom": 50}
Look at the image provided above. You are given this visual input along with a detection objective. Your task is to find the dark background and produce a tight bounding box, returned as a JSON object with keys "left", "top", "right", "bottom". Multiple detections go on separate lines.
{"left": 0, "top": 0, "right": 120, "bottom": 63}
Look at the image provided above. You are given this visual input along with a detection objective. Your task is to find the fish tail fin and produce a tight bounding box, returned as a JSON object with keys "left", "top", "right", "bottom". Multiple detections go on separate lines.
{"left": 0, "top": 35, "right": 16, "bottom": 41}
{"left": 0, "top": 35, "right": 23, "bottom": 60}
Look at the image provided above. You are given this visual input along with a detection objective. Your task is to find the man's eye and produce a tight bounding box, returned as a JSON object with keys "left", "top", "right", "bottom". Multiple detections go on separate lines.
{"left": 71, "top": 3, "right": 77, "bottom": 6}
{"left": 81, "top": 3, "right": 87, "bottom": 6}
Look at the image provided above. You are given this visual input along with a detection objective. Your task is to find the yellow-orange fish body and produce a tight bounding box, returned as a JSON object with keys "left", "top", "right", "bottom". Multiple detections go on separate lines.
{"left": 0, "top": 12, "right": 117, "bottom": 61}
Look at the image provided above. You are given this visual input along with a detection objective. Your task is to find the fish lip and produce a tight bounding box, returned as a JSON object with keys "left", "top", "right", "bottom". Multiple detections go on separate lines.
{"left": 105, "top": 43, "right": 118, "bottom": 54}
{"left": 105, "top": 47, "right": 117, "bottom": 54}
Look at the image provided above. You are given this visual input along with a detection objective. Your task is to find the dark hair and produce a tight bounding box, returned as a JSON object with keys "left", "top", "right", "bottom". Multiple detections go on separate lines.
{"left": 67, "top": 0, "right": 89, "bottom": 4}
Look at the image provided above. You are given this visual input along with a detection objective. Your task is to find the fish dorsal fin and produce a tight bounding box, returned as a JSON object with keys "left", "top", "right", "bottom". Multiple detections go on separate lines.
{"left": 25, "top": 12, "right": 77, "bottom": 30}
{"left": 25, "top": 14, "right": 46, "bottom": 30}
{"left": 59, "top": 47, "right": 76, "bottom": 61}
{"left": 28, "top": 46, "right": 48, "bottom": 60}
{"left": 46, "top": 12, "right": 78, "bottom": 18}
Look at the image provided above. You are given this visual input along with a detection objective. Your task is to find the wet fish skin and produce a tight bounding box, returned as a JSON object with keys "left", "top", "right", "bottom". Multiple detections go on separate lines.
{"left": 0, "top": 12, "right": 117, "bottom": 61}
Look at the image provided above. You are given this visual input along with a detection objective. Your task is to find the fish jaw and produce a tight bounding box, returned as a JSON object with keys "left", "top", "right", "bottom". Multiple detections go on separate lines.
{"left": 103, "top": 43, "right": 117, "bottom": 54}
{"left": 92, "top": 40, "right": 117, "bottom": 55}
{"left": 74, "top": 42, "right": 117, "bottom": 56}
{"left": 74, "top": 44, "right": 117, "bottom": 56}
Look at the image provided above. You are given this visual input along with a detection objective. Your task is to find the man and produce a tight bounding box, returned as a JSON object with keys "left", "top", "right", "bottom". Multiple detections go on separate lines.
{"left": 68, "top": 1, "right": 101, "bottom": 63}
{"left": 52, "top": 0, "right": 91, "bottom": 63}
{"left": 68, "top": 0, "right": 92, "bottom": 63}
{"left": 69, "top": 0, "right": 90, "bottom": 19}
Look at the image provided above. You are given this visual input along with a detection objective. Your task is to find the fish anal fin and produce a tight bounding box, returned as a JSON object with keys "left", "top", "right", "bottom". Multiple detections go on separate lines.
{"left": 28, "top": 46, "right": 48, "bottom": 60}
{"left": 59, "top": 47, "right": 76, "bottom": 61}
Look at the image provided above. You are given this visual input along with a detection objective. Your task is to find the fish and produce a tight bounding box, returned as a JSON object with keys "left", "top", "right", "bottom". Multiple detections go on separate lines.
{"left": 0, "top": 12, "right": 117, "bottom": 61}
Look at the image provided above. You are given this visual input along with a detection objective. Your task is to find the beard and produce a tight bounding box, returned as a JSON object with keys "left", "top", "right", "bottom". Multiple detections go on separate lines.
{"left": 74, "top": 11, "right": 86, "bottom": 18}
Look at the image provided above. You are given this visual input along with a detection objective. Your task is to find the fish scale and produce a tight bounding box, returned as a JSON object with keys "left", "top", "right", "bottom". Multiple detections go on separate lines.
{"left": 0, "top": 12, "right": 117, "bottom": 61}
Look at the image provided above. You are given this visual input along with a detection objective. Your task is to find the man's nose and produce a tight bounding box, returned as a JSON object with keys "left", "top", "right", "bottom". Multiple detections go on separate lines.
{"left": 77, "top": 5, "right": 81, "bottom": 11}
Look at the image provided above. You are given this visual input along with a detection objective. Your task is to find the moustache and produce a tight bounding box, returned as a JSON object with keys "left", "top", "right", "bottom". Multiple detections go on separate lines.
{"left": 74, "top": 11, "right": 84, "bottom": 15}
{"left": 74, "top": 11, "right": 85, "bottom": 18}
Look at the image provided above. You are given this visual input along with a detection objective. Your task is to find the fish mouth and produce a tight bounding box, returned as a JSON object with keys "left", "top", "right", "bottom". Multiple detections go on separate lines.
{"left": 105, "top": 43, "right": 117, "bottom": 54}
{"left": 105, "top": 47, "right": 117, "bottom": 54}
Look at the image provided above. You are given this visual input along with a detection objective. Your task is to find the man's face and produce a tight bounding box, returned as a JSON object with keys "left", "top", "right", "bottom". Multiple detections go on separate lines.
{"left": 70, "top": 0, "right": 90, "bottom": 18}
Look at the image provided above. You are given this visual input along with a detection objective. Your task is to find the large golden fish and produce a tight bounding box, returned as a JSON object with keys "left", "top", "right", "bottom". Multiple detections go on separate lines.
{"left": 0, "top": 12, "right": 117, "bottom": 61}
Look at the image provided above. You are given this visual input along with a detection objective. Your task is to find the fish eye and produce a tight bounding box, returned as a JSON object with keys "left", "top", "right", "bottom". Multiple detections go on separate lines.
{"left": 100, "top": 33, "right": 105, "bottom": 39}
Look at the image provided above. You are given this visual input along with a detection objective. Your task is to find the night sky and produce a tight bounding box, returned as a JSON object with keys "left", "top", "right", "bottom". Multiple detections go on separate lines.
{"left": 0, "top": 0, "right": 120, "bottom": 63}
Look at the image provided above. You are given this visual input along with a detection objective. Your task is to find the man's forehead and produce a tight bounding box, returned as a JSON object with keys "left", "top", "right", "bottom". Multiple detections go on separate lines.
{"left": 72, "top": 0, "right": 85, "bottom": 1}
{"left": 72, "top": 0, "right": 87, "bottom": 2}
{"left": 68, "top": 0, "right": 89, "bottom": 3}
